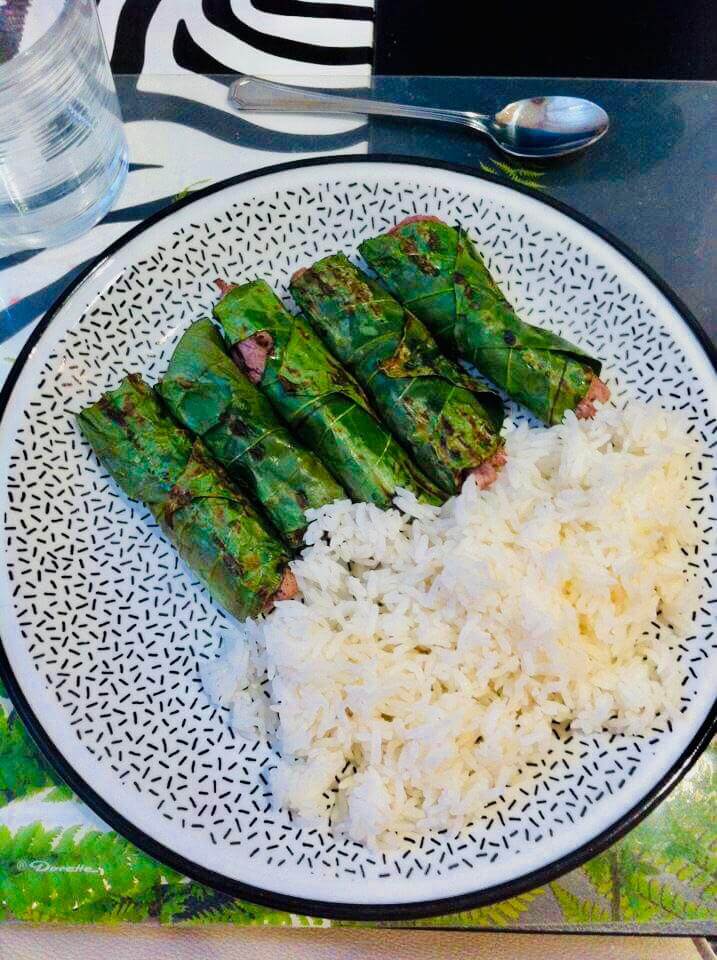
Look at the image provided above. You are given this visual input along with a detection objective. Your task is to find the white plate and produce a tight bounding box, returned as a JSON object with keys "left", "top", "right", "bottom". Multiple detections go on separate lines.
{"left": 0, "top": 157, "right": 715, "bottom": 920}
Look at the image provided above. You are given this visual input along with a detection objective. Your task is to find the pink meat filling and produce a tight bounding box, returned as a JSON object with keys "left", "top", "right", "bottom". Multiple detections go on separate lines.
{"left": 214, "top": 277, "right": 273, "bottom": 384}
{"left": 273, "top": 568, "right": 298, "bottom": 603}
{"left": 469, "top": 449, "right": 507, "bottom": 491}
{"left": 262, "top": 569, "right": 298, "bottom": 613}
{"left": 389, "top": 214, "right": 446, "bottom": 234}
{"left": 234, "top": 332, "right": 274, "bottom": 384}
{"left": 214, "top": 278, "right": 236, "bottom": 296}
{"left": 290, "top": 266, "right": 308, "bottom": 284}
{"left": 575, "top": 376, "right": 611, "bottom": 420}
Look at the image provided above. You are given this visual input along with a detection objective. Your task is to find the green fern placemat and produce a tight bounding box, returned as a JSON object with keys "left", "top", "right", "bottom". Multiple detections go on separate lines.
{"left": 0, "top": 677, "right": 713, "bottom": 931}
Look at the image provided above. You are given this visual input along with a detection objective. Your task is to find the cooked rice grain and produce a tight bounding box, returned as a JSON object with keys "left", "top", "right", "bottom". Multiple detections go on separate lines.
{"left": 202, "top": 403, "right": 699, "bottom": 847}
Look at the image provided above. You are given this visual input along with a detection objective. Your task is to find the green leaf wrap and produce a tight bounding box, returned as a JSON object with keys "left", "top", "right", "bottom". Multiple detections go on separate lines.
{"left": 76, "top": 373, "right": 288, "bottom": 620}
{"left": 290, "top": 254, "right": 504, "bottom": 496}
{"left": 360, "top": 219, "right": 603, "bottom": 425}
{"left": 157, "top": 318, "right": 344, "bottom": 548}
{"left": 214, "top": 279, "right": 441, "bottom": 506}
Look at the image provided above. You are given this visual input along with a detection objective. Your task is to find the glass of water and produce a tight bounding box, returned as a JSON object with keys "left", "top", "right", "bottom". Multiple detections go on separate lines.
{"left": 0, "top": 0, "right": 128, "bottom": 250}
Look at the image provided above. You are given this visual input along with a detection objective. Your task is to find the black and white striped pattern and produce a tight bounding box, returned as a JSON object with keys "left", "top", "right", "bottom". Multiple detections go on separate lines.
{"left": 98, "top": 0, "right": 374, "bottom": 77}
{"left": 0, "top": 2, "right": 374, "bottom": 367}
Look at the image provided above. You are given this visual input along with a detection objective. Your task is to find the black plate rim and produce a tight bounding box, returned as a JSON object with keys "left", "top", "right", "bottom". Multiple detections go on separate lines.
{"left": 0, "top": 153, "right": 715, "bottom": 922}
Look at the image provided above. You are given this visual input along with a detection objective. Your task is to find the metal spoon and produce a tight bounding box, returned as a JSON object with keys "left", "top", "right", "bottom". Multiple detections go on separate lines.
{"left": 229, "top": 77, "right": 609, "bottom": 159}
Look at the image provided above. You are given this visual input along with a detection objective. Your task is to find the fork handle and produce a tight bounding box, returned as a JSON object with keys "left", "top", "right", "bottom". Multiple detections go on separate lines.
{"left": 229, "top": 76, "right": 487, "bottom": 129}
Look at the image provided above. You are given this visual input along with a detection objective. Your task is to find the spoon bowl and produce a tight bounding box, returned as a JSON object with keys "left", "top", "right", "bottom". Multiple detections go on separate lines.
{"left": 490, "top": 96, "right": 609, "bottom": 157}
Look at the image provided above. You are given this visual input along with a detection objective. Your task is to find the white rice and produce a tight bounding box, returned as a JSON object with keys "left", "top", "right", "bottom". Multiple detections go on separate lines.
{"left": 202, "top": 403, "right": 700, "bottom": 847}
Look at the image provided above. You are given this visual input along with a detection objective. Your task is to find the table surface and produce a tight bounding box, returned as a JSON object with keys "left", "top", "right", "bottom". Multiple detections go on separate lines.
{"left": 0, "top": 76, "right": 714, "bottom": 935}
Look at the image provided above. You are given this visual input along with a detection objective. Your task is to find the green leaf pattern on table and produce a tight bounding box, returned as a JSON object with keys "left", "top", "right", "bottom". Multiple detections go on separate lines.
{"left": 173, "top": 179, "right": 211, "bottom": 203}
{"left": 550, "top": 884, "right": 611, "bottom": 924}
{"left": 0, "top": 676, "right": 713, "bottom": 926}
{"left": 478, "top": 159, "right": 547, "bottom": 190}
{"left": 351, "top": 887, "right": 545, "bottom": 929}
{"left": 0, "top": 711, "right": 60, "bottom": 805}
{"left": 44, "top": 786, "right": 74, "bottom": 803}
{"left": 0, "top": 823, "right": 179, "bottom": 923}
{"left": 159, "top": 884, "right": 298, "bottom": 926}
{"left": 551, "top": 744, "right": 717, "bottom": 924}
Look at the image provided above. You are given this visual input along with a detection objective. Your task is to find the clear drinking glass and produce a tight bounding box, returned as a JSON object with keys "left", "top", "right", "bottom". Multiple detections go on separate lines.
{"left": 0, "top": 0, "right": 128, "bottom": 250}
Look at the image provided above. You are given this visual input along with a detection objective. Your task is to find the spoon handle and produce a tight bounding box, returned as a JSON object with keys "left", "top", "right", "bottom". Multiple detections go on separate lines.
{"left": 229, "top": 76, "right": 488, "bottom": 130}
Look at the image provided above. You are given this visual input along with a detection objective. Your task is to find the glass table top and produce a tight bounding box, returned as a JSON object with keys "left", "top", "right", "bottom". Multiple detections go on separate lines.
{"left": 0, "top": 75, "right": 714, "bottom": 934}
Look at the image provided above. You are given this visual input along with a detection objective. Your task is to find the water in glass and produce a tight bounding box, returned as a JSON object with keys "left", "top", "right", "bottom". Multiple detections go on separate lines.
{"left": 0, "top": 0, "right": 128, "bottom": 250}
